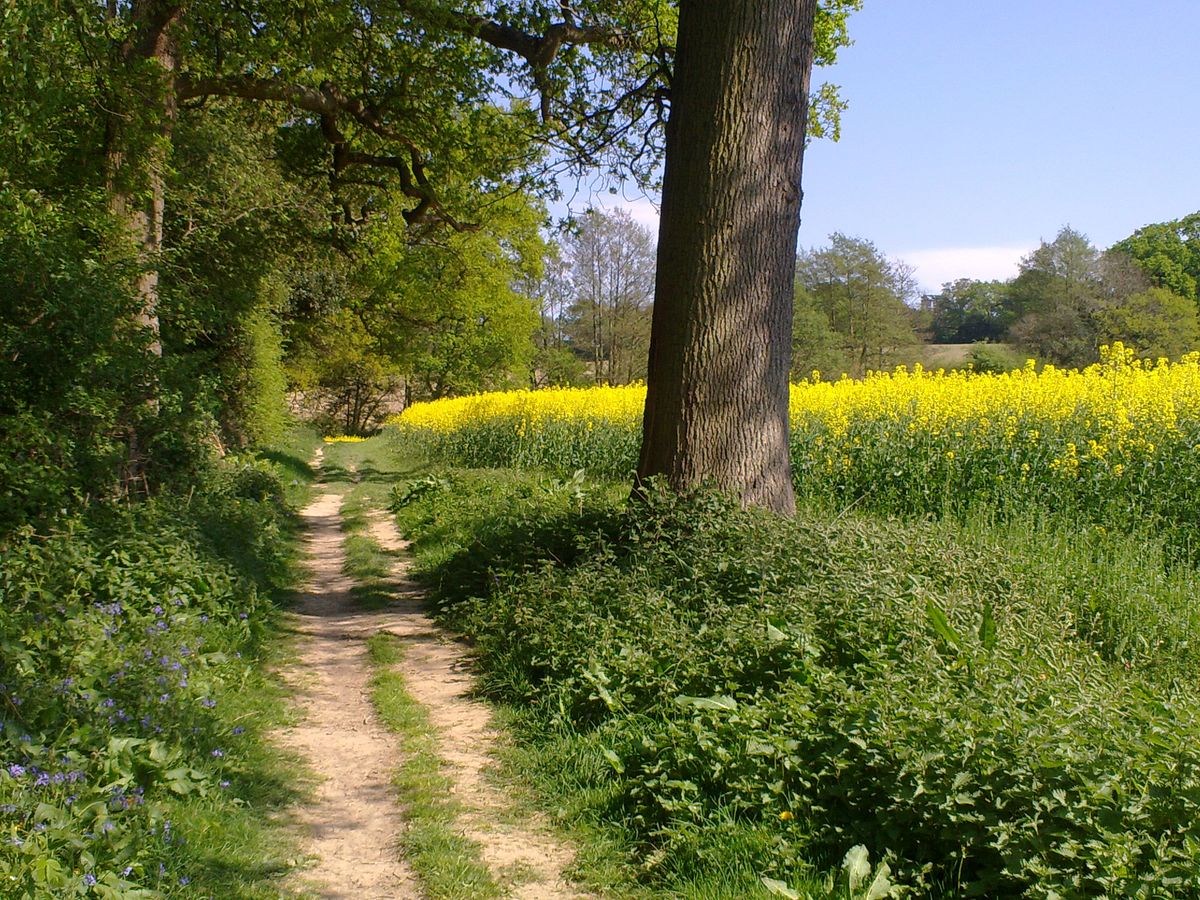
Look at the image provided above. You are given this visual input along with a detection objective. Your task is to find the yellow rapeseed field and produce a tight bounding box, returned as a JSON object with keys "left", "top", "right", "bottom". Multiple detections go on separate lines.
{"left": 389, "top": 344, "right": 1200, "bottom": 526}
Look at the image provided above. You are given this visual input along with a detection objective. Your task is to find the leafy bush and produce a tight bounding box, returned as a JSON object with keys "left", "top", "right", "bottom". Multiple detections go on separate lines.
{"left": 0, "top": 457, "right": 299, "bottom": 897}
{"left": 396, "top": 474, "right": 1200, "bottom": 897}
{"left": 965, "top": 341, "right": 1026, "bottom": 374}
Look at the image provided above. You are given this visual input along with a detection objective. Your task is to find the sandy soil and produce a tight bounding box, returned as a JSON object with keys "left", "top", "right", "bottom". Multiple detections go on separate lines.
{"left": 278, "top": 445, "right": 589, "bottom": 898}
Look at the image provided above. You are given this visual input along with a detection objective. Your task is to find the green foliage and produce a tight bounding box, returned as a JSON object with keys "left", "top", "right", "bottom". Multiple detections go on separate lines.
{"left": 393, "top": 472, "right": 1200, "bottom": 897}
{"left": 1007, "top": 227, "right": 1104, "bottom": 367}
{"left": 1111, "top": 211, "right": 1200, "bottom": 303}
{"left": 394, "top": 414, "right": 641, "bottom": 480}
{"left": 533, "top": 347, "right": 592, "bottom": 388}
{"left": 791, "top": 286, "right": 850, "bottom": 381}
{"left": 0, "top": 455, "right": 306, "bottom": 896}
{"left": 288, "top": 308, "right": 403, "bottom": 436}
{"left": 0, "top": 187, "right": 150, "bottom": 529}
{"left": 1004, "top": 228, "right": 1199, "bottom": 366}
{"left": 797, "top": 235, "right": 920, "bottom": 376}
{"left": 927, "top": 280, "right": 1013, "bottom": 344}
{"left": 244, "top": 311, "right": 291, "bottom": 445}
{"left": 360, "top": 194, "right": 544, "bottom": 399}
{"left": 1097, "top": 286, "right": 1200, "bottom": 361}
{"left": 964, "top": 342, "right": 1026, "bottom": 374}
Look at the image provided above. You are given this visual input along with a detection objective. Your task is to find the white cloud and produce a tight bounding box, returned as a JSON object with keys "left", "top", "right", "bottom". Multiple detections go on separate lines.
{"left": 899, "top": 246, "right": 1034, "bottom": 292}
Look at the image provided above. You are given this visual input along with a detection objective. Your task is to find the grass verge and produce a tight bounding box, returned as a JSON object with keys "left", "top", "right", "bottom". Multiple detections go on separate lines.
{"left": 386, "top": 464, "right": 1200, "bottom": 898}
{"left": 365, "top": 632, "right": 501, "bottom": 899}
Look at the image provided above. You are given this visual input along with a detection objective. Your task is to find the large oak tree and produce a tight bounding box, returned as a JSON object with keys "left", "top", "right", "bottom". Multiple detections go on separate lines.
{"left": 638, "top": 1, "right": 855, "bottom": 513}
{"left": 6, "top": 0, "right": 856, "bottom": 509}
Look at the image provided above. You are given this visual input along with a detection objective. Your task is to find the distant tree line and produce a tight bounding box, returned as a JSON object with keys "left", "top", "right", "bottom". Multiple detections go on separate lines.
{"left": 787, "top": 214, "right": 1200, "bottom": 379}
{"left": 925, "top": 216, "right": 1200, "bottom": 367}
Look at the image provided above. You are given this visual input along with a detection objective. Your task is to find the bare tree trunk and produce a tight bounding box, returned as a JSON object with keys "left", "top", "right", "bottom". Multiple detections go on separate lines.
{"left": 637, "top": 0, "right": 816, "bottom": 514}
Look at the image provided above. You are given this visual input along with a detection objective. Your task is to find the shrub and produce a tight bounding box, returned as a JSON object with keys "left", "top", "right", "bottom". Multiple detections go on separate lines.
{"left": 396, "top": 475, "right": 1200, "bottom": 896}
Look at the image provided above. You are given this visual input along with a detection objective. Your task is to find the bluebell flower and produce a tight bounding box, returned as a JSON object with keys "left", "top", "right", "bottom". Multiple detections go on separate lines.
{"left": 6, "top": 764, "right": 25, "bottom": 777}
{"left": 82, "top": 873, "right": 97, "bottom": 887}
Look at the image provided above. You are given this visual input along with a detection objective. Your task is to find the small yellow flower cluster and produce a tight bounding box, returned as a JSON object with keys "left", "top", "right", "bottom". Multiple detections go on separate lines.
{"left": 323, "top": 435, "right": 370, "bottom": 443}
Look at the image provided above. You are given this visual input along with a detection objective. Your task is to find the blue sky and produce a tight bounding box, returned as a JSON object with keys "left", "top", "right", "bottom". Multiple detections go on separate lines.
{"left": 574, "top": 1, "right": 1200, "bottom": 293}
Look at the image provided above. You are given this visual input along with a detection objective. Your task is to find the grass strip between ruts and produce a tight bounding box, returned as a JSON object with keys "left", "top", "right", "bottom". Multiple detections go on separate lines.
{"left": 365, "top": 631, "right": 502, "bottom": 899}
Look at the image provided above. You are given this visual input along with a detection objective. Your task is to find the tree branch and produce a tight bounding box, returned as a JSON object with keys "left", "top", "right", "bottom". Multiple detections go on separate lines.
{"left": 178, "top": 73, "right": 479, "bottom": 230}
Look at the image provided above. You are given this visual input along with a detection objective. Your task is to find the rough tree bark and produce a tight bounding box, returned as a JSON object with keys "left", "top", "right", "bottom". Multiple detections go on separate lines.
{"left": 636, "top": 0, "right": 816, "bottom": 515}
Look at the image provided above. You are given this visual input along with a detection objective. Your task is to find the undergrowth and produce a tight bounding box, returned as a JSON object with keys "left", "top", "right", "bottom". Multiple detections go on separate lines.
{"left": 0, "top": 432, "right": 317, "bottom": 898}
{"left": 390, "top": 467, "right": 1200, "bottom": 898}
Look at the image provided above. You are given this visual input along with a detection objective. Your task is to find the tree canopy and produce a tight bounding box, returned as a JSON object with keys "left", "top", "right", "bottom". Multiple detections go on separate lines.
{"left": 1111, "top": 212, "right": 1200, "bottom": 305}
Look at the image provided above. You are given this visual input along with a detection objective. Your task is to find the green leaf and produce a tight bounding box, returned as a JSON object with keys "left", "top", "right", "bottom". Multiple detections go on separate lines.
{"left": 674, "top": 694, "right": 738, "bottom": 711}
{"left": 979, "top": 602, "right": 997, "bottom": 651}
{"left": 925, "top": 598, "right": 963, "bottom": 650}
{"left": 843, "top": 844, "right": 872, "bottom": 889}
{"left": 864, "top": 862, "right": 895, "bottom": 899}
{"left": 600, "top": 747, "right": 625, "bottom": 774}
{"left": 760, "top": 876, "right": 801, "bottom": 899}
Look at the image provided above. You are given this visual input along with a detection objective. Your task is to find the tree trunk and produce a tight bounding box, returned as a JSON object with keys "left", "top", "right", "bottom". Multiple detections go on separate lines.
{"left": 636, "top": 0, "right": 816, "bottom": 514}
{"left": 104, "top": 1, "right": 183, "bottom": 359}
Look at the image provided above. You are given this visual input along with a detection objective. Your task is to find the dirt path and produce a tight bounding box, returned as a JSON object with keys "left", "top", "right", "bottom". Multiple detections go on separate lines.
{"left": 279, "top": 449, "right": 588, "bottom": 899}
{"left": 279, "top": 486, "right": 418, "bottom": 899}
{"left": 364, "top": 510, "right": 589, "bottom": 900}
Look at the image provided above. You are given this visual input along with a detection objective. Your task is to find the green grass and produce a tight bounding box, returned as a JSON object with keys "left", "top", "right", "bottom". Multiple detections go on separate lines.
{"left": 323, "top": 436, "right": 428, "bottom": 608}
{"left": 386, "top": 464, "right": 1200, "bottom": 898}
{"left": 258, "top": 421, "right": 322, "bottom": 510}
{"left": 366, "top": 632, "right": 502, "bottom": 899}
